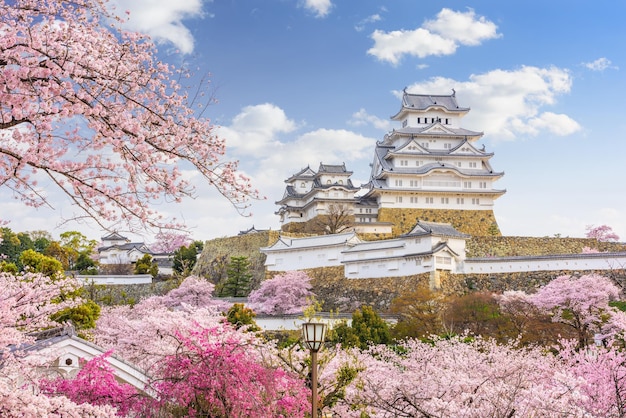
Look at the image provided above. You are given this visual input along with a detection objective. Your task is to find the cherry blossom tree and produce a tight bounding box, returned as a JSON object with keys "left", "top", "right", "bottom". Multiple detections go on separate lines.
{"left": 0, "top": 271, "right": 115, "bottom": 417}
{"left": 332, "top": 337, "right": 586, "bottom": 417}
{"left": 559, "top": 339, "right": 626, "bottom": 417}
{"left": 531, "top": 274, "right": 625, "bottom": 348}
{"left": 1, "top": 0, "right": 257, "bottom": 233}
{"left": 248, "top": 270, "right": 314, "bottom": 315}
{"left": 586, "top": 225, "right": 620, "bottom": 242}
{"left": 150, "top": 231, "right": 193, "bottom": 254}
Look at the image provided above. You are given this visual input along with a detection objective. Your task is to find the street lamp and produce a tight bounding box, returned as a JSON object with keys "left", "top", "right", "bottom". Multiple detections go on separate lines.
{"left": 302, "top": 322, "right": 327, "bottom": 418}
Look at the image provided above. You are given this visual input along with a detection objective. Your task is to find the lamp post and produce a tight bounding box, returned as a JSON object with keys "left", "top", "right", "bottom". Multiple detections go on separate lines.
{"left": 302, "top": 322, "right": 327, "bottom": 418}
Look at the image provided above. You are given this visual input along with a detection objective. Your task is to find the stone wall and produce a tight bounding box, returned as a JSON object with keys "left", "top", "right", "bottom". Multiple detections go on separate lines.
{"left": 467, "top": 236, "right": 626, "bottom": 257}
{"left": 377, "top": 208, "right": 500, "bottom": 237}
{"left": 192, "top": 232, "right": 271, "bottom": 290}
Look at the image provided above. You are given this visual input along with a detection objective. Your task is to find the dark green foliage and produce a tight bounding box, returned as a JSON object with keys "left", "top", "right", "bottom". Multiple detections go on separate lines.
{"left": 0, "top": 227, "right": 22, "bottom": 265}
{"left": 134, "top": 253, "right": 158, "bottom": 277}
{"left": 172, "top": 241, "right": 204, "bottom": 275}
{"left": 219, "top": 256, "right": 252, "bottom": 297}
{"left": 75, "top": 252, "right": 98, "bottom": 275}
{"left": 610, "top": 300, "right": 626, "bottom": 312}
{"left": 331, "top": 305, "right": 391, "bottom": 349}
{"left": 225, "top": 303, "right": 260, "bottom": 331}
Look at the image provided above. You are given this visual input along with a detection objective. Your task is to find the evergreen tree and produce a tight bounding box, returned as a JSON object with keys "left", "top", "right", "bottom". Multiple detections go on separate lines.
{"left": 134, "top": 253, "right": 158, "bottom": 277}
{"left": 172, "top": 241, "right": 203, "bottom": 275}
{"left": 220, "top": 256, "right": 252, "bottom": 297}
{"left": 332, "top": 305, "right": 391, "bottom": 349}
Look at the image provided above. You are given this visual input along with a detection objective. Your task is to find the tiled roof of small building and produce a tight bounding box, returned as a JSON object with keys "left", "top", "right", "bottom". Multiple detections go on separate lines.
{"left": 404, "top": 220, "right": 470, "bottom": 239}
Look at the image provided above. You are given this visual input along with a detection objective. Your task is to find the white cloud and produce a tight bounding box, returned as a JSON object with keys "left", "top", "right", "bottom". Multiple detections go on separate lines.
{"left": 368, "top": 8, "right": 499, "bottom": 65}
{"left": 402, "top": 65, "right": 580, "bottom": 140}
{"left": 348, "top": 108, "right": 393, "bottom": 131}
{"left": 217, "top": 103, "right": 298, "bottom": 156}
{"left": 107, "top": 0, "right": 205, "bottom": 54}
{"left": 582, "top": 57, "right": 618, "bottom": 72}
{"left": 355, "top": 14, "right": 382, "bottom": 32}
{"left": 301, "top": 0, "right": 333, "bottom": 18}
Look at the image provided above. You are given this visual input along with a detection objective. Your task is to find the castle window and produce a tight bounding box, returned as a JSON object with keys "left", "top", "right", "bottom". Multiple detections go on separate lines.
{"left": 469, "top": 162, "right": 477, "bottom": 168}
{"left": 395, "top": 179, "right": 403, "bottom": 187}
{"left": 421, "top": 142, "right": 429, "bottom": 149}
{"left": 300, "top": 182, "right": 305, "bottom": 188}
{"left": 417, "top": 118, "right": 421, "bottom": 123}
{"left": 441, "top": 197, "right": 449, "bottom": 204}
{"left": 327, "top": 180, "right": 331, "bottom": 184}
{"left": 426, "top": 197, "right": 434, "bottom": 204}
{"left": 457, "top": 197, "right": 464, "bottom": 204}
{"left": 402, "top": 120, "right": 407, "bottom": 128}
{"left": 472, "top": 198, "right": 480, "bottom": 205}
{"left": 445, "top": 118, "right": 450, "bottom": 124}
{"left": 416, "top": 161, "right": 421, "bottom": 166}
{"left": 444, "top": 143, "right": 452, "bottom": 149}
{"left": 456, "top": 162, "right": 462, "bottom": 167}
{"left": 396, "top": 196, "right": 403, "bottom": 203}
{"left": 400, "top": 160, "right": 408, "bottom": 166}
{"left": 338, "top": 180, "right": 343, "bottom": 184}
{"left": 464, "top": 181, "right": 472, "bottom": 189}
{"left": 410, "top": 196, "right": 418, "bottom": 203}
{"left": 479, "top": 181, "right": 487, "bottom": 188}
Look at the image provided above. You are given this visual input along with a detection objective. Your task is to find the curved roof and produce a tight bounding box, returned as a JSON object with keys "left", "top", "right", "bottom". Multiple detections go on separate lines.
{"left": 391, "top": 90, "right": 470, "bottom": 120}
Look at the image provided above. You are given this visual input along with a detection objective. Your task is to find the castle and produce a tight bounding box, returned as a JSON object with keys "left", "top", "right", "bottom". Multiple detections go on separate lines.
{"left": 263, "top": 90, "right": 626, "bottom": 284}
{"left": 276, "top": 89, "right": 505, "bottom": 237}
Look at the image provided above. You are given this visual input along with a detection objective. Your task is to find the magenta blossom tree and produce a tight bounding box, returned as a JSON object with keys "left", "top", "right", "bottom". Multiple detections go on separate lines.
{"left": 39, "top": 352, "right": 140, "bottom": 416}
{"left": 248, "top": 271, "right": 314, "bottom": 315}
{"left": 146, "top": 327, "right": 309, "bottom": 417}
{"left": 1, "top": 0, "right": 257, "bottom": 233}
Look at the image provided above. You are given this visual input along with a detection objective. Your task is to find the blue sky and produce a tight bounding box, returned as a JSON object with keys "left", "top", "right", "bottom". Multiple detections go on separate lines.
{"left": 4, "top": 0, "right": 626, "bottom": 243}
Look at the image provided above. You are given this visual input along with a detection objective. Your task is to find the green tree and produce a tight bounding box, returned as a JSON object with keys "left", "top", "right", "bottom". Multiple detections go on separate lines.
{"left": 51, "top": 299, "right": 101, "bottom": 331}
{"left": 74, "top": 252, "right": 99, "bottom": 275}
{"left": 225, "top": 303, "right": 260, "bottom": 332}
{"left": 59, "top": 231, "right": 98, "bottom": 270}
{"left": 332, "top": 305, "right": 391, "bottom": 349}
{"left": 172, "top": 240, "right": 204, "bottom": 275}
{"left": 0, "top": 227, "right": 22, "bottom": 264}
{"left": 43, "top": 241, "right": 71, "bottom": 271}
{"left": 19, "top": 249, "right": 63, "bottom": 276}
{"left": 220, "top": 256, "right": 252, "bottom": 297}
{"left": 27, "top": 230, "right": 53, "bottom": 253}
{"left": 134, "top": 253, "right": 158, "bottom": 277}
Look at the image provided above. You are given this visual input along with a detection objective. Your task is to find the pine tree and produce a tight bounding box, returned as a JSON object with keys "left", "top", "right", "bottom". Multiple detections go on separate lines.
{"left": 220, "top": 256, "right": 252, "bottom": 297}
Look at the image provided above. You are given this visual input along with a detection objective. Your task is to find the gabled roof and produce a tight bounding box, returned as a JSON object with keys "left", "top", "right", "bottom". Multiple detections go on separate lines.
{"left": 391, "top": 90, "right": 470, "bottom": 120}
{"left": 101, "top": 232, "right": 128, "bottom": 241}
{"left": 98, "top": 242, "right": 151, "bottom": 253}
{"left": 404, "top": 220, "right": 470, "bottom": 239}
{"left": 285, "top": 166, "right": 316, "bottom": 182}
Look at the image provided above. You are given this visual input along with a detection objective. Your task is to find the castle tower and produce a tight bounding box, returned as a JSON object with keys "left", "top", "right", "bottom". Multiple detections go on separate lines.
{"left": 276, "top": 163, "right": 359, "bottom": 234}
{"left": 361, "top": 89, "right": 506, "bottom": 236}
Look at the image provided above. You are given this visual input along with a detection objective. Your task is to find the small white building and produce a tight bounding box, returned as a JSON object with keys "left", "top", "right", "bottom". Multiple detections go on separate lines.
{"left": 98, "top": 232, "right": 152, "bottom": 265}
